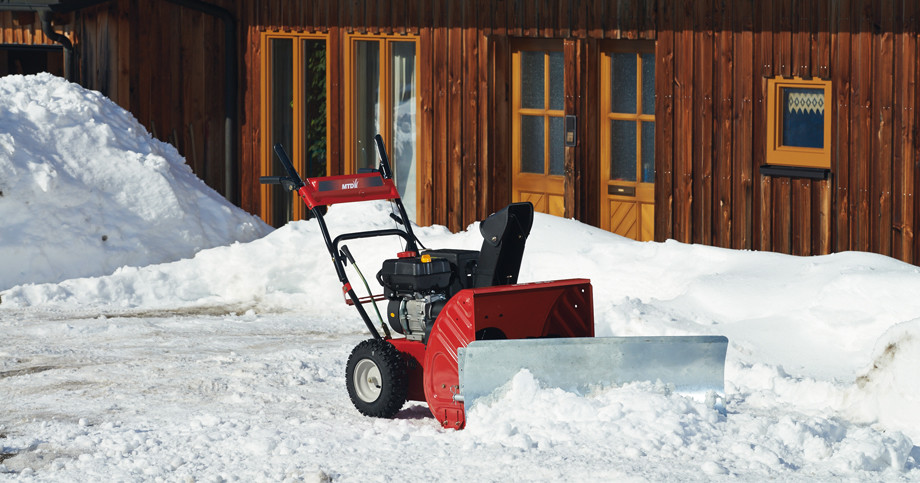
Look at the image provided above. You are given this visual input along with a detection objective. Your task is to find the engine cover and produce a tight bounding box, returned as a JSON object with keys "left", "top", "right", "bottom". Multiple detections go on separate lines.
{"left": 422, "top": 249, "right": 479, "bottom": 296}
{"left": 378, "top": 256, "right": 453, "bottom": 297}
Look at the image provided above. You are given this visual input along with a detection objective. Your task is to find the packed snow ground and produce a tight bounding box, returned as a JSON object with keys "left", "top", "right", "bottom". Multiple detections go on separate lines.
{"left": 3, "top": 205, "right": 920, "bottom": 481}
{"left": 2, "top": 75, "right": 920, "bottom": 481}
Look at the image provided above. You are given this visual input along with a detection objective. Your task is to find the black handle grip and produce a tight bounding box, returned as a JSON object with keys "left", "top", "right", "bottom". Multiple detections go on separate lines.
{"left": 373, "top": 134, "right": 393, "bottom": 180}
{"left": 272, "top": 144, "right": 305, "bottom": 189}
{"left": 260, "top": 176, "right": 283, "bottom": 185}
{"left": 340, "top": 245, "right": 356, "bottom": 266}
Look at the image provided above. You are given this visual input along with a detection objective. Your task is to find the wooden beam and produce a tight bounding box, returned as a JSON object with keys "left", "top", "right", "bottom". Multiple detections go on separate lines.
{"left": 833, "top": 0, "right": 852, "bottom": 253}
{"left": 692, "top": 0, "right": 713, "bottom": 244}
{"left": 752, "top": 0, "right": 769, "bottom": 250}
{"left": 672, "top": 1, "right": 693, "bottom": 242}
{"left": 732, "top": 0, "right": 754, "bottom": 249}
{"left": 653, "top": 0, "right": 674, "bottom": 241}
{"left": 563, "top": 38, "right": 577, "bottom": 219}
{"left": 871, "top": 0, "right": 894, "bottom": 255}
{"left": 852, "top": 0, "right": 872, "bottom": 252}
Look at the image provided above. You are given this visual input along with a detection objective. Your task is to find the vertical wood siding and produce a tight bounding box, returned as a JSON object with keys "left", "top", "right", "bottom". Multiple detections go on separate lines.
{"left": 5, "top": 0, "right": 918, "bottom": 265}
{"left": 0, "top": 11, "right": 72, "bottom": 45}
{"left": 69, "top": 0, "right": 229, "bottom": 197}
{"left": 234, "top": 0, "right": 919, "bottom": 264}
{"left": 237, "top": 0, "right": 660, "bottom": 230}
{"left": 655, "top": 0, "right": 919, "bottom": 262}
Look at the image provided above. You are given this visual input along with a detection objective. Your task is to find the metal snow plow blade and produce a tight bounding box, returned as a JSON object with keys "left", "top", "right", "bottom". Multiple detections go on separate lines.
{"left": 457, "top": 335, "right": 729, "bottom": 411}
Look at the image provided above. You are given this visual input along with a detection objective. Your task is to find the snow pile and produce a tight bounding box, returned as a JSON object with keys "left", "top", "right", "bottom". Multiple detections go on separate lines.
{"left": 464, "top": 371, "right": 914, "bottom": 475}
{"left": 0, "top": 201, "right": 452, "bottom": 314}
{"left": 846, "top": 319, "right": 920, "bottom": 437}
{"left": 0, "top": 74, "right": 270, "bottom": 290}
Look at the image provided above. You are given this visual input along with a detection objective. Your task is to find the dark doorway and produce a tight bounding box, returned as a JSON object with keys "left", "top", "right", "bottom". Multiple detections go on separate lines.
{"left": 0, "top": 45, "right": 64, "bottom": 77}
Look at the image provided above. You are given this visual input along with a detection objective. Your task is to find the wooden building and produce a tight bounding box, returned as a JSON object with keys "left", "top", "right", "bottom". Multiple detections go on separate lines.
{"left": 2, "top": 1, "right": 919, "bottom": 264}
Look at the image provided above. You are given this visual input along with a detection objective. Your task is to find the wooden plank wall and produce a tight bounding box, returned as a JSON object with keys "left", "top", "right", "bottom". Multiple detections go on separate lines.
{"left": 237, "top": 0, "right": 657, "bottom": 230}
{"left": 75, "top": 0, "right": 230, "bottom": 196}
{"left": 655, "top": 0, "right": 919, "bottom": 263}
{"left": 236, "top": 0, "right": 920, "bottom": 266}
{"left": 0, "top": 11, "right": 72, "bottom": 45}
{"left": 13, "top": 0, "right": 915, "bottom": 264}
{"left": 134, "top": 0, "right": 227, "bottom": 194}
{"left": 76, "top": 3, "right": 122, "bottom": 104}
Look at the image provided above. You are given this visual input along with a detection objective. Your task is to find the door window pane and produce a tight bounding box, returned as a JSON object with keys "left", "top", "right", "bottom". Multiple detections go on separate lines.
{"left": 302, "top": 39, "right": 326, "bottom": 179}
{"left": 521, "top": 116, "right": 545, "bottom": 174}
{"left": 641, "top": 121, "right": 655, "bottom": 183}
{"left": 391, "top": 41, "right": 417, "bottom": 222}
{"left": 549, "top": 51, "right": 564, "bottom": 111}
{"left": 521, "top": 51, "right": 544, "bottom": 109}
{"left": 611, "top": 53, "right": 637, "bottom": 114}
{"left": 610, "top": 120, "right": 637, "bottom": 181}
{"left": 270, "top": 38, "right": 294, "bottom": 226}
{"left": 355, "top": 40, "right": 381, "bottom": 171}
{"left": 641, "top": 53, "right": 655, "bottom": 116}
{"left": 549, "top": 116, "right": 564, "bottom": 176}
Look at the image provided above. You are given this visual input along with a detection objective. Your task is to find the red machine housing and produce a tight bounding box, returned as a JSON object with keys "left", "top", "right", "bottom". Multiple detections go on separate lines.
{"left": 390, "top": 278, "right": 593, "bottom": 429}
{"left": 297, "top": 172, "right": 401, "bottom": 210}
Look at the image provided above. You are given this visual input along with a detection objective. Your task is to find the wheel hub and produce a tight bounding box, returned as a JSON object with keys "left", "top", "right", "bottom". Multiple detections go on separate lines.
{"left": 353, "top": 358, "right": 382, "bottom": 402}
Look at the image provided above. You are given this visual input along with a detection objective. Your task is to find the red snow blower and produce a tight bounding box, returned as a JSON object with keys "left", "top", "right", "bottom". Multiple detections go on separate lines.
{"left": 261, "top": 136, "right": 727, "bottom": 429}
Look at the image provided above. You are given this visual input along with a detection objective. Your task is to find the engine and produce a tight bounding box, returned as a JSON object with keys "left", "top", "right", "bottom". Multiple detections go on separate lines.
{"left": 377, "top": 249, "right": 479, "bottom": 342}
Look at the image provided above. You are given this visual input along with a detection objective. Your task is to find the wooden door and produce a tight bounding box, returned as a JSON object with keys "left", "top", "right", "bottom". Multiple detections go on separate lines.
{"left": 600, "top": 41, "right": 656, "bottom": 241}
{"left": 511, "top": 41, "right": 566, "bottom": 217}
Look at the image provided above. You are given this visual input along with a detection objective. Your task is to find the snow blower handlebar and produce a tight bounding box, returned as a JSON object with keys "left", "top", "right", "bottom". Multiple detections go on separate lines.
{"left": 259, "top": 136, "right": 421, "bottom": 340}
{"left": 258, "top": 144, "right": 306, "bottom": 192}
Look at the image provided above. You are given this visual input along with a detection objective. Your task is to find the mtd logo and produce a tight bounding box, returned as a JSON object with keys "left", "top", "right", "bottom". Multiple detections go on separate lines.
{"left": 341, "top": 179, "right": 360, "bottom": 190}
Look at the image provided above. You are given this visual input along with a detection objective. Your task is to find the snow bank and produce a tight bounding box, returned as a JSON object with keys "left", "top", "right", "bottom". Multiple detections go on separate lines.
{"left": 464, "top": 371, "right": 914, "bottom": 475}
{"left": 0, "top": 201, "right": 452, "bottom": 315}
{"left": 846, "top": 319, "right": 920, "bottom": 439}
{"left": 12, "top": 205, "right": 920, "bottom": 380}
{"left": 0, "top": 74, "right": 270, "bottom": 290}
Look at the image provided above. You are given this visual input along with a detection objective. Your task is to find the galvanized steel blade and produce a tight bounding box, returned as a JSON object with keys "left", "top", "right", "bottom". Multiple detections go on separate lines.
{"left": 457, "top": 336, "right": 729, "bottom": 411}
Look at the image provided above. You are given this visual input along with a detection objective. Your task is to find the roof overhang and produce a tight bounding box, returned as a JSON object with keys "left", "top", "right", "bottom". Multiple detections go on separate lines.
{"left": 0, "top": 0, "right": 112, "bottom": 13}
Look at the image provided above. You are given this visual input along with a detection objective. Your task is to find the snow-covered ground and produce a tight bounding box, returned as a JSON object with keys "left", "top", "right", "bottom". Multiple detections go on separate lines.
{"left": 2, "top": 75, "right": 919, "bottom": 481}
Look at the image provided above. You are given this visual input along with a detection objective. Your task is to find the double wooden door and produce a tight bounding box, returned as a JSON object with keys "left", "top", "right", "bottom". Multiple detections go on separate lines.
{"left": 511, "top": 40, "right": 656, "bottom": 242}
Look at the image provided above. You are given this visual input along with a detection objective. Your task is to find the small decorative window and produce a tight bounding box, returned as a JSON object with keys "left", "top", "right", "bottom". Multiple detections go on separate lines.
{"left": 765, "top": 76, "right": 831, "bottom": 169}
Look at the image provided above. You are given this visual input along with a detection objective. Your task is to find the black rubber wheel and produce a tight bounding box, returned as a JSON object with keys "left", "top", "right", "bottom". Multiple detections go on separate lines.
{"left": 345, "top": 339, "right": 408, "bottom": 418}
